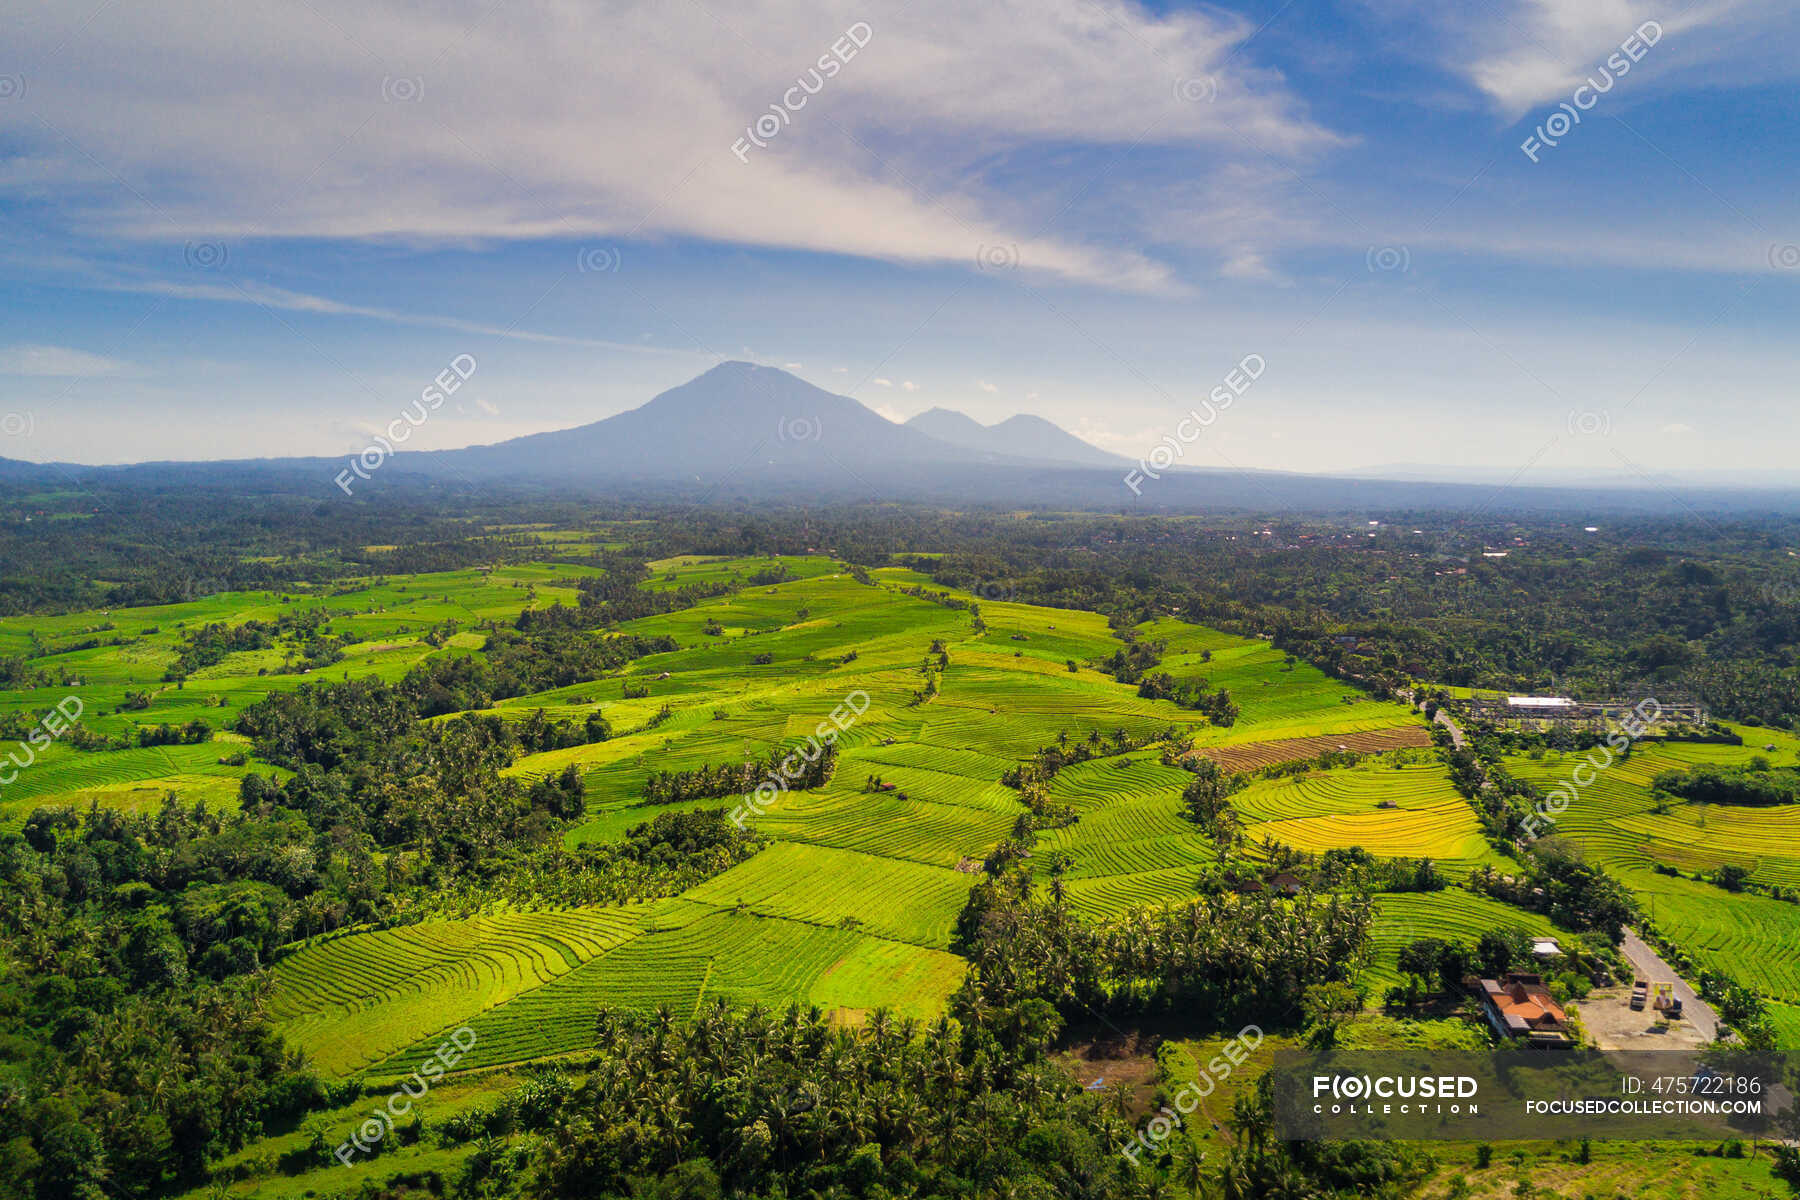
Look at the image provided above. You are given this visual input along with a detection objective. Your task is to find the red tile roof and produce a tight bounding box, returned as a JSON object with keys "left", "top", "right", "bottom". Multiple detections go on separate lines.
{"left": 1481, "top": 973, "right": 1565, "bottom": 1028}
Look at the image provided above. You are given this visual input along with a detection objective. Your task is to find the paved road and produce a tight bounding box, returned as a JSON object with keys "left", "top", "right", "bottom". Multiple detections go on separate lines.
{"left": 1409, "top": 694, "right": 1467, "bottom": 749}
{"left": 1619, "top": 927, "right": 1720, "bottom": 1041}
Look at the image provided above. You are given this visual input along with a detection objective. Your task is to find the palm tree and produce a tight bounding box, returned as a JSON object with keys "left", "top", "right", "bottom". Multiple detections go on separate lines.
{"left": 1174, "top": 1140, "right": 1210, "bottom": 1198}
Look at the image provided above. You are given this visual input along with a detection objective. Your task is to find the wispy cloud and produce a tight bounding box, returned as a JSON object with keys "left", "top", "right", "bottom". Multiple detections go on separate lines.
{"left": 0, "top": 0, "right": 1338, "bottom": 293}
{"left": 0, "top": 344, "right": 140, "bottom": 377}
{"left": 1366, "top": 0, "right": 1793, "bottom": 115}
{"left": 106, "top": 277, "right": 707, "bottom": 355}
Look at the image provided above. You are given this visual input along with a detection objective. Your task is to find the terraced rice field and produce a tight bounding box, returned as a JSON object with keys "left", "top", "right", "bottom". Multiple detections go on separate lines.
{"left": 807, "top": 936, "right": 969, "bottom": 1022}
{"left": 1628, "top": 871, "right": 1800, "bottom": 1005}
{"left": 1504, "top": 741, "right": 1798, "bottom": 877}
{"left": 1131, "top": 617, "right": 1418, "bottom": 744}
{"left": 0, "top": 566, "right": 601, "bottom": 826}
{"left": 35, "top": 550, "right": 1783, "bottom": 1080}
{"left": 1506, "top": 735, "right": 1800, "bottom": 1034}
{"left": 1062, "top": 865, "right": 1216, "bottom": 920}
{"left": 752, "top": 790, "right": 1012, "bottom": 869}
{"left": 1364, "top": 891, "right": 1563, "bottom": 994}
{"left": 678, "top": 842, "right": 976, "bottom": 948}
{"left": 270, "top": 906, "right": 651, "bottom": 1074}
{"left": 1250, "top": 802, "right": 1491, "bottom": 863}
{"left": 1233, "top": 761, "right": 1455, "bottom": 821}
{"left": 1767, "top": 1002, "right": 1800, "bottom": 1052}
{"left": 0, "top": 741, "right": 270, "bottom": 824}
{"left": 1037, "top": 755, "right": 1487, "bottom": 918}
{"left": 264, "top": 566, "right": 1513, "bottom": 1073}
{"left": 370, "top": 909, "right": 960, "bottom": 1075}
{"left": 1233, "top": 762, "right": 1497, "bottom": 872}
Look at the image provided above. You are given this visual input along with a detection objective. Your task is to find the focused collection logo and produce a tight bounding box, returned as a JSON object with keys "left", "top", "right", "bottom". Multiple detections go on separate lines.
{"left": 1312, "top": 1073, "right": 1480, "bottom": 1115}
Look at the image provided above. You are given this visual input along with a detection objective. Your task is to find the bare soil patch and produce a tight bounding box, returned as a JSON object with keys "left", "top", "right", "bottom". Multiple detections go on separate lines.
{"left": 1198, "top": 724, "right": 1433, "bottom": 771}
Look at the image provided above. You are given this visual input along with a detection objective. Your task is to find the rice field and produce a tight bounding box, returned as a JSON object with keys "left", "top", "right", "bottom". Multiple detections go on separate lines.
{"left": 1062, "top": 865, "right": 1214, "bottom": 920}
{"left": 21, "top": 550, "right": 1788, "bottom": 1082}
{"left": 0, "top": 741, "right": 272, "bottom": 825}
{"left": 0, "top": 565, "right": 603, "bottom": 826}
{"left": 367, "top": 910, "right": 959, "bottom": 1076}
{"left": 1503, "top": 741, "right": 1795, "bottom": 876}
{"left": 270, "top": 906, "right": 653, "bottom": 1074}
{"left": 1234, "top": 762, "right": 1497, "bottom": 871}
{"left": 1364, "top": 891, "right": 1564, "bottom": 995}
{"left": 1627, "top": 870, "right": 1800, "bottom": 1005}
{"left": 1505, "top": 736, "right": 1800, "bottom": 1022}
{"left": 677, "top": 842, "right": 977, "bottom": 948}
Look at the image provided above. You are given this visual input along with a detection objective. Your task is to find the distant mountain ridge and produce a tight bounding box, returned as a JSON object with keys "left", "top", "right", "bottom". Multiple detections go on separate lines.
{"left": 423, "top": 361, "right": 1115, "bottom": 483}
{"left": 3, "top": 360, "right": 1795, "bottom": 515}
{"left": 904, "top": 407, "right": 1125, "bottom": 468}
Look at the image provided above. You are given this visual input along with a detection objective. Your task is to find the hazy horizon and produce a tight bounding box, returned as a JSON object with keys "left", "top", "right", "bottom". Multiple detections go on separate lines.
{"left": 4, "top": 355, "right": 1799, "bottom": 497}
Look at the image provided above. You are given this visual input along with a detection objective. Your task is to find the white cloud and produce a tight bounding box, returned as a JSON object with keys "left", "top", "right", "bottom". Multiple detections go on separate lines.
{"left": 0, "top": 0, "right": 1338, "bottom": 293}
{"left": 1365, "top": 0, "right": 1794, "bottom": 115}
{"left": 900, "top": 380, "right": 918, "bottom": 392}
{"left": 0, "top": 344, "right": 139, "bottom": 377}
{"left": 871, "top": 377, "right": 892, "bottom": 387}
{"left": 1662, "top": 422, "right": 1696, "bottom": 434}
{"left": 978, "top": 380, "right": 998, "bottom": 393}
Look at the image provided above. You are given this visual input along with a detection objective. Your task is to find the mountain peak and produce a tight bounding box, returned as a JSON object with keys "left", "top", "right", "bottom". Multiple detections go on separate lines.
{"left": 906, "top": 407, "right": 989, "bottom": 438}
{"left": 993, "top": 414, "right": 1059, "bottom": 431}
{"left": 426, "top": 363, "right": 1127, "bottom": 486}
{"left": 905, "top": 406, "right": 1123, "bottom": 469}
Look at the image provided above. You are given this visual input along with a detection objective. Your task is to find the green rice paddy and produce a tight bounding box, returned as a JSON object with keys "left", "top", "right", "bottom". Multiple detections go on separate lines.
{"left": 9, "top": 550, "right": 1791, "bottom": 1080}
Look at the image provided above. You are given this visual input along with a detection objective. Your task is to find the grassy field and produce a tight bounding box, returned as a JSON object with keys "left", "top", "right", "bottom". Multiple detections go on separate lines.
{"left": 1416, "top": 1142, "right": 1787, "bottom": 1200}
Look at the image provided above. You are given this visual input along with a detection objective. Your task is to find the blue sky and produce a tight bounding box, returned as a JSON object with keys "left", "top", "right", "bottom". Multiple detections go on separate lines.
{"left": 1, "top": 0, "right": 1796, "bottom": 479}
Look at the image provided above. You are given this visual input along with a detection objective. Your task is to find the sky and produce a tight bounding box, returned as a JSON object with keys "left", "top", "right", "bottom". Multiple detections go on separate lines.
{"left": 1, "top": 0, "right": 1796, "bottom": 481}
